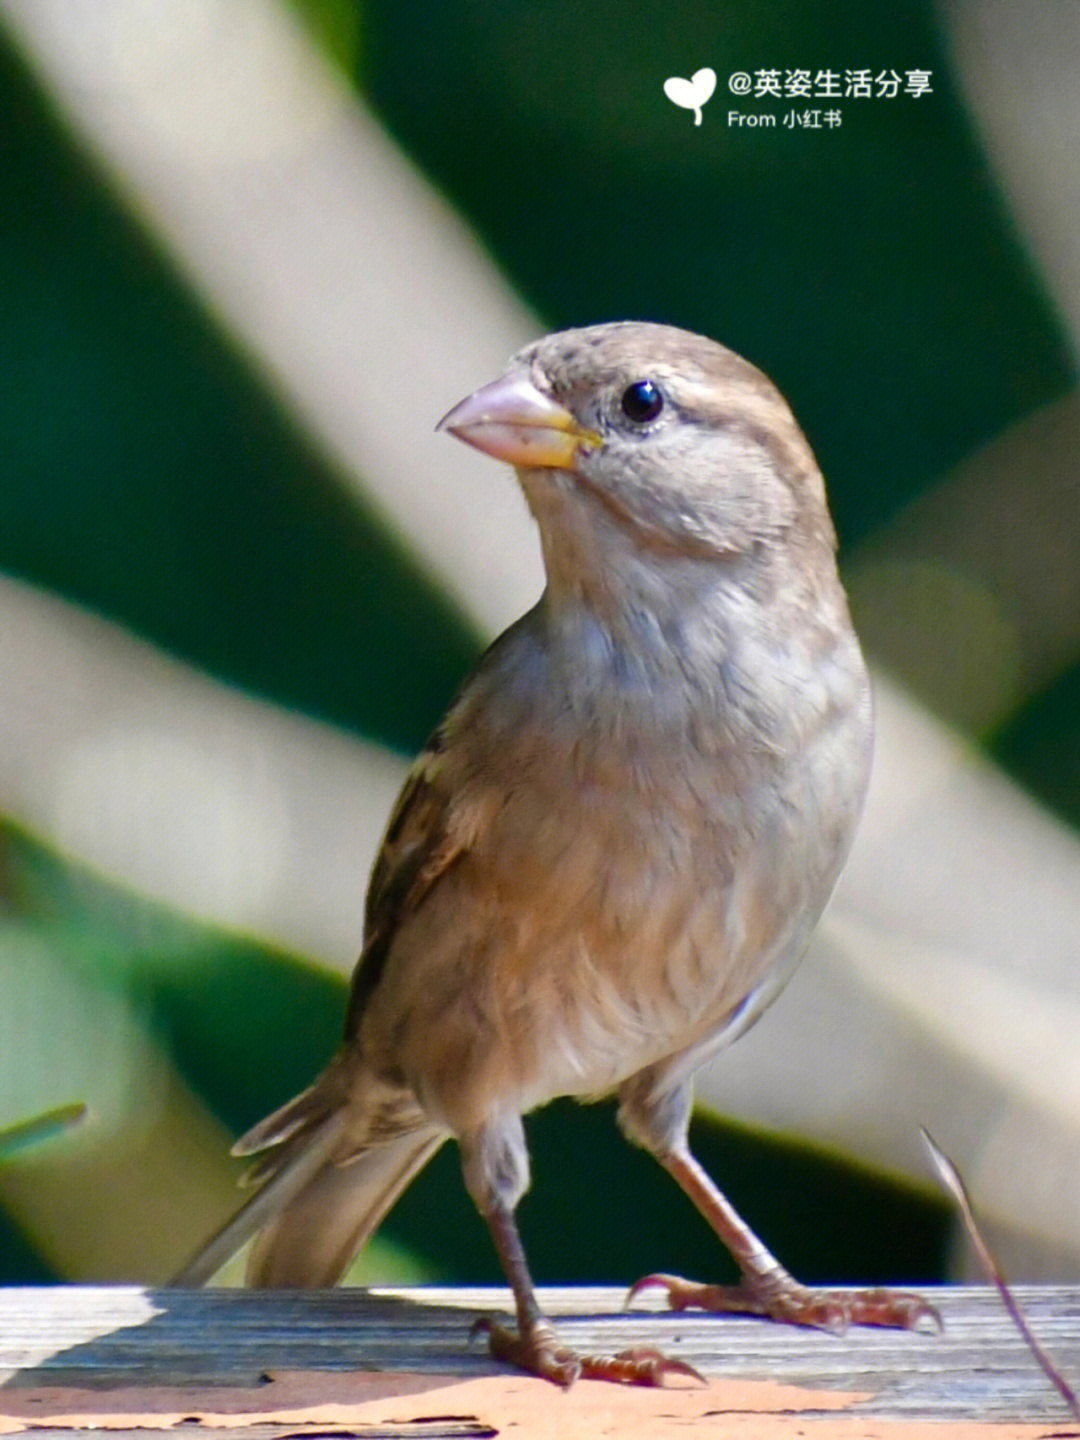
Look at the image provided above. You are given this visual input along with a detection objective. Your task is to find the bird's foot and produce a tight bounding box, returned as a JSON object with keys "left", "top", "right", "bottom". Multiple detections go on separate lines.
{"left": 626, "top": 1271, "right": 940, "bottom": 1335}
{"left": 473, "top": 1315, "right": 704, "bottom": 1388}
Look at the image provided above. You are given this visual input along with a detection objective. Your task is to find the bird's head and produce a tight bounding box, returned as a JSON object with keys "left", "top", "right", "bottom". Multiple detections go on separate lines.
{"left": 438, "top": 322, "right": 838, "bottom": 617}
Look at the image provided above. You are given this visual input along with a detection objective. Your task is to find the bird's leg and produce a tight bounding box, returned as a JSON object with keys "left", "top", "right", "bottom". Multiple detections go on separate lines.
{"left": 619, "top": 1072, "right": 938, "bottom": 1333}
{"left": 629, "top": 1144, "right": 938, "bottom": 1330}
{"left": 462, "top": 1117, "right": 702, "bottom": 1387}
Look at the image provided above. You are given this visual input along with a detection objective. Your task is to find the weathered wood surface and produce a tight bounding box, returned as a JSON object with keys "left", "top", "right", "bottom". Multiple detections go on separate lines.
{"left": 1, "top": 1284, "right": 1078, "bottom": 1435}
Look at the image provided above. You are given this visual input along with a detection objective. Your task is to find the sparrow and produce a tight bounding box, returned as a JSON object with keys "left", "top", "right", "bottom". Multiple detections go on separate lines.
{"left": 175, "top": 321, "right": 933, "bottom": 1385}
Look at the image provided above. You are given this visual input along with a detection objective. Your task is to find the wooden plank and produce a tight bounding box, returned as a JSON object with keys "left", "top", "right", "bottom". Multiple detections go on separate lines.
{"left": 0, "top": 1284, "right": 1077, "bottom": 1435}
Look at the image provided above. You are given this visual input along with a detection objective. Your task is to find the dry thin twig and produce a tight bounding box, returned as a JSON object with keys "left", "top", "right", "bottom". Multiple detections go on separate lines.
{"left": 921, "top": 1126, "right": 1080, "bottom": 1426}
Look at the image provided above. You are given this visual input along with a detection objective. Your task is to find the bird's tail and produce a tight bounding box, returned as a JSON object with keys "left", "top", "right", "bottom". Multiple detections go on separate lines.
{"left": 171, "top": 1072, "right": 446, "bottom": 1288}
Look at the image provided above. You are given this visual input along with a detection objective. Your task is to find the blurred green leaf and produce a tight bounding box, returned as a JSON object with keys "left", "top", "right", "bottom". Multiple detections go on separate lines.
{"left": 289, "top": 0, "right": 364, "bottom": 76}
{"left": 0, "top": 1103, "right": 88, "bottom": 1161}
{"left": 0, "top": 818, "right": 347, "bottom": 1134}
{"left": 993, "top": 666, "right": 1080, "bottom": 831}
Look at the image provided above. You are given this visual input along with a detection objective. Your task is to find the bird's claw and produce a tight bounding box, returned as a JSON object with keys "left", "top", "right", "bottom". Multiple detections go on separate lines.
{"left": 626, "top": 1271, "right": 941, "bottom": 1335}
{"left": 580, "top": 1346, "right": 704, "bottom": 1386}
{"left": 473, "top": 1314, "right": 704, "bottom": 1387}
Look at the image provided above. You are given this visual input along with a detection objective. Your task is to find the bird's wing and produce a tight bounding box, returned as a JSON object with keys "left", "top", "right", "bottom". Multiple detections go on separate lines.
{"left": 345, "top": 719, "right": 489, "bottom": 1041}
{"left": 365, "top": 729, "right": 460, "bottom": 939}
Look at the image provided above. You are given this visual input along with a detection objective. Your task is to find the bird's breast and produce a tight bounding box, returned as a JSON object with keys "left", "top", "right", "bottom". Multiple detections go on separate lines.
{"left": 371, "top": 600, "right": 872, "bottom": 1130}
{"left": 503, "top": 678, "right": 854, "bottom": 960}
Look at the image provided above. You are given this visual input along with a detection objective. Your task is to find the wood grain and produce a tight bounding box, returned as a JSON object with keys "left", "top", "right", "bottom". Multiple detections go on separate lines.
{"left": 1, "top": 1284, "right": 1078, "bottom": 1435}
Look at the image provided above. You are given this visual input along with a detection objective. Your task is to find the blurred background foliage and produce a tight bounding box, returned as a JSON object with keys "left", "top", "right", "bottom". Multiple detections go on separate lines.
{"left": 1, "top": 0, "right": 1077, "bottom": 1291}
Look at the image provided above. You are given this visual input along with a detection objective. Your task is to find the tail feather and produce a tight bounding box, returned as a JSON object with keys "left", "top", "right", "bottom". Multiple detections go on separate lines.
{"left": 232, "top": 1080, "right": 332, "bottom": 1161}
{"left": 172, "top": 1062, "right": 447, "bottom": 1288}
{"left": 246, "top": 1127, "right": 446, "bottom": 1286}
{"left": 170, "top": 1108, "right": 348, "bottom": 1286}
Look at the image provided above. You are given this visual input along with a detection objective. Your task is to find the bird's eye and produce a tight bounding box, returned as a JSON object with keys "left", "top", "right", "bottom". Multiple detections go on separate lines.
{"left": 620, "top": 379, "right": 664, "bottom": 424}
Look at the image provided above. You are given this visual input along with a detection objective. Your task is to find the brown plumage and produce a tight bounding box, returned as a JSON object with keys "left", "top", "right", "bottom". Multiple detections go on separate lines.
{"left": 174, "top": 322, "right": 932, "bottom": 1384}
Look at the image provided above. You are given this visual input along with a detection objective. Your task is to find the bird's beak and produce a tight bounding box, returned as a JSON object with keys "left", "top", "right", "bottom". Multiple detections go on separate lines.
{"left": 437, "top": 371, "right": 601, "bottom": 470}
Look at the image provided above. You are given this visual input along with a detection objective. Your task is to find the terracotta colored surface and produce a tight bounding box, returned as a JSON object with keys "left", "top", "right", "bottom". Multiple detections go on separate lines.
{"left": 0, "top": 1369, "right": 1060, "bottom": 1437}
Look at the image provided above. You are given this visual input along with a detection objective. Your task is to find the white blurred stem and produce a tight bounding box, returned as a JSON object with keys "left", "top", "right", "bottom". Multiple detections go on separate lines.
{"left": 0, "top": 574, "right": 406, "bottom": 966}
{"left": 941, "top": 1, "right": 1080, "bottom": 362}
